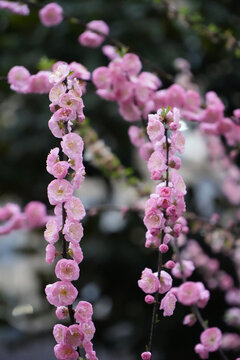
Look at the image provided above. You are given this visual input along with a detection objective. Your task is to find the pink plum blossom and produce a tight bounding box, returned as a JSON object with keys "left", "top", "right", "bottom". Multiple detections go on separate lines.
{"left": 81, "top": 320, "right": 96, "bottom": 341}
{"left": 28, "top": 71, "right": 52, "bottom": 93}
{"left": 158, "top": 270, "right": 172, "bottom": 294}
{"left": 39, "top": 2, "right": 63, "bottom": 27}
{"left": 79, "top": 20, "right": 109, "bottom": 48}
{"left": 121, "top": 53, "right": 142, "bottom": 76}
{"left": 148, "top": 151, "right": 167, "bottom": 180}
{"left": 54, "top": 343, "right": 78, "bottom": 360}
{"left": 141, "top": 352, "right": 151, "bottom": 360}
{"left": 47, "top": 147, "right": 59, "bottom": 174}
{"left": 200, "top": 327, "right": 222, "bottom": 352}
{"left": 160, "top": 291, "right": 177, "bottom": 316}
{"left": 138, "top": 268, "right": 160, "bottom": 294}
{"left": 119, "top": 100, "right": 141, "bottom": 122}
{"left": 49, "top": 83, "right": 67, "bottom": 104}
{"left": 49, "top": 63, "right": 70, "bottom": 85}
{"left": 63, "top": 219, "right": 84, "bottom": 243}
{"left": 44, "top": 219, "right": 60, "bottom": 244}
{"left": 61, "top": 133, "right": 84, "bottom": 159}
{"left": 66, "top": 324, "right": 84, "bottom": 348}
{"left": 69, "top": 62, "right": 91, "bottom": 81}
{"left": 68, "top": 242, "right": 84, "bottom": 264}
{"left": 177, "top": 281, "right": 200, "bottom": 305}
{"left": 183, "top": 313, "right": 197, "bottom": 326}
{"left": 51, "top": 161, "right": 69, "bottom": 179}
{"left": 194, "top": 344, "right": 209, "bottom": 359}
{"left": 47, "top": 179, "right": 73, "bottom": 205}
{"left": 145, "top": 295, "right": 154, "bottom": 304}
{"left": 64, "top": 196, "right": 86, "bottom": 221}
{"left": 92, "top": 67, "right": 112, "bottom": 89}
{"left": 0, "top": 0, "right": 29, "bottom": 15}
{"left": 45, "top": 280, "right": 78, "bottom": 307}
{"left": 147, "top": 114, "right": 165, "bottom": 143}
{"left": 74, "top": 301, "right": 93, "bottom": 323}
{"left": 53, "top": 324, "right": 68, "bottom": 344}
{"left": 24, "top": 201, "right": 47, "bottom": 228}
{"left": 172, "top": 260, "right": 195, "bottom": 279}
{"left": 45, "top": 244, "right": 56, "bottom": 264}
{"left": 102, "top": 45, "right": 120, "bottom": 60}
{"left": 56, "top": 306, "right": 69, "bottom": 320}
{"left": 55, "top": 259, "right": 79, "bottom": 281}
{"left": 8, "top": 66, "right": 30, "bottom": 93}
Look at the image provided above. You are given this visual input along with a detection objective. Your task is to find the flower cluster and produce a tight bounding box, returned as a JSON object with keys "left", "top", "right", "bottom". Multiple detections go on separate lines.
{"left": 142, "top": 107, "right": 187, "bottom": 250}
{"left": 0, "top": 201, "right": 47, "bottom": 235}
{"left": 133, "top": 107, "right": 225, "bottom": 360}
{"left": 79, "top": 20, "right": 109, "bottom": 48}
{"left": 195, "top": 327, "right": 222, "bottom": 359}
{"left": 44, "top": 65, "right": 98, "bottom": 360}
{"left": 92, "top": 50, "right": 240, "bottom": 150}
{"left": 0, "top": 0, "right": 29, "bottom": 15}
{"left": 92, "top": 53, "right": 161, "bottom": 121}
{"left": 7, "top": 61, "right": 90, "bottom": 95}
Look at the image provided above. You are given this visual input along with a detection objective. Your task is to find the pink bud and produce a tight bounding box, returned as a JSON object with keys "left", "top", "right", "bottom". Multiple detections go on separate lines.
{"left": 141, "top": 351, "right": 151, "bottom": 360}
{"left": 164, "top": 260, "right": 175, "bottom": 269}
{"left": 145, "top": 295, "right": 154, "bottom": 304}
{"left": 159, "top": 244, "right": 168, "bottom": 253}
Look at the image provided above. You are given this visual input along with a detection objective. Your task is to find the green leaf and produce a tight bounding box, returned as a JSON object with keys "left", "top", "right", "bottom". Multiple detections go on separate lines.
{"left": 116, "top": 46, "right": 129, "bottom": 57}
{"left": 208, "top": 23, "right": 219, "bottom": 34}
{"left": 37, "top": 56, "right": 56, "bottom": 71}
{"left": 235, "top": 48, "right": 240, "bottom": 58}
{"left": 179, "top": 6, "right": 189, "bottom": 16}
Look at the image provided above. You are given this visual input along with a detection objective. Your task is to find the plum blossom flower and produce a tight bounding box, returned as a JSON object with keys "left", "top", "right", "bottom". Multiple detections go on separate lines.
{"left": 200, "top": 327, "right": 222, "bottom": 352}
{"left": 177, "top": 281, "right": 200, "bottom": 305}
{"left": 0, "top": 1, "right": 29, "bottom": 15}
{"left": 160, "top": 291, "right": 177, "bottom": 316}
{"left": 28, "top": 71, "right": 52, "bottom": 94}
{"left": 147, "top": 114, "right": 165, "bottom": 143}
{"left": 24, "top": 201, "right": 47, "bottom": 228}
{"left": 55, "top": 259, "right": 79, "bottom": 281}
{"left": 49, "top": 63, "right": 70, "bottom": 85}
{"left": 138, "top": 268, "right": 160, "bottom": 294}
{"left": 74, "top": 301, "right": 93, "bottom": 323}
{"left": 45, "top": 281, "right": 78, "bottom": 307}
{"left": 64, "top": 196, "right": 86, "bottom": 221}
{"left": 172, "top": 260, "right": 195, "bottom": 279}
{"left": 44, "top": 219, "right": 60, "bottom": 244}
{"left": 47, "top": 179, "right": 73, "bottom": 205}
{"left": 80, "top": 320, "right": 95, "bottom": 341}
{"left": 121, "top": 53, "right": 142, "bottom": 76}
{"left": 61, "top": 133, "right": 84, "bottom": 159}
{"left": 51, "top": 161, "right": 69, "bottom": 179}
{"left": 56, "top": 306, "right": 69, "bottom": 320}
{"left": 46, "top": 244, "right": 56, "bottom": 264}
{"left": 183, "top": 313, "right": 197, "bottom": 326}
{"left": 53, "top": 324, "right": 68, "bottom": 344}
{"left": 79, "top": 20, "right": 109, "bottom": 48}
{"left": 158, "top": 270, "right": 172, "bottom": 294}
{"left": 8, "top": 66, "right": 30, "bottom": 93}
{"left": 194, "top": 343, "right": 209, "bottom": 359}
{"left": 148, "top": 151, "right": 167, "bottom": 180}
{"left": 68, "top": 242, "right": 84, "bottom": 264}
{"left": 141, "top": 352, "right": 151, "bottom": 360}
{"left": 54, "top": 343, "right": 78, "bottom": 360}
{"left": 63, "top": 219, "right": 84, "bottom": 243}
{"left": 65, "top": 324, "right": 84, "bottom": 348}
{"left": 39, "top": 2, "right": 63, "bottom": 27}
{"left": 49, "top": 83, "right": 67, "bottom": 104}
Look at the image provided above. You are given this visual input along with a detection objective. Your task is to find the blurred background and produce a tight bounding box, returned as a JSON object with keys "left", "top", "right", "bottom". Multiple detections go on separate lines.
{"left": 0, "top": 0, "right": 240, "bottom": 359}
